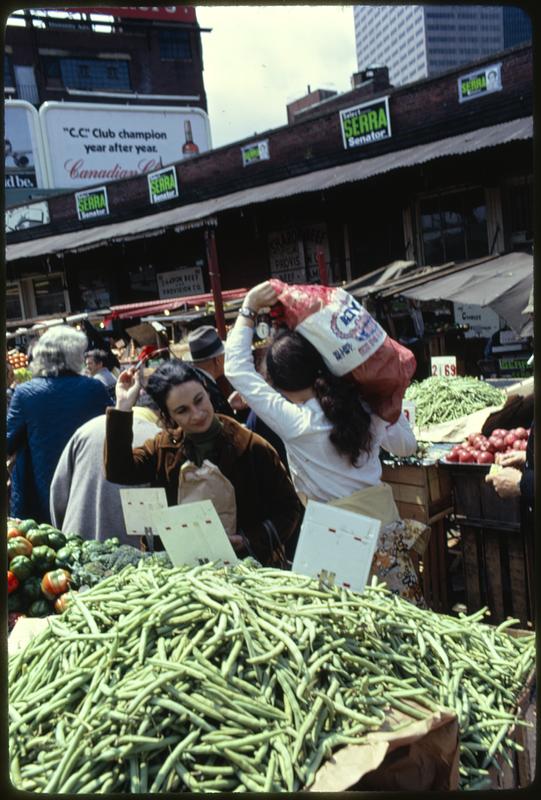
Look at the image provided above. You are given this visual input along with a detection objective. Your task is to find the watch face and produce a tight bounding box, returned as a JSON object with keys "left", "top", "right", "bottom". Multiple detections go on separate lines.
{"left": 256, "top": 321, "right": 270, "bottom": 339}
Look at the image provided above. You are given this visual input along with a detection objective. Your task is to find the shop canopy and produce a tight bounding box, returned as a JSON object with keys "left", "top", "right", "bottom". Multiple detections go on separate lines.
{"left": 105, "top": 288, "right": 247, "bottom": 321}
{"left": 399, "top": 251, "right": 533, "bottom": 336}
{"left": 5, "top": 115, "right": 532, "bottom": 263}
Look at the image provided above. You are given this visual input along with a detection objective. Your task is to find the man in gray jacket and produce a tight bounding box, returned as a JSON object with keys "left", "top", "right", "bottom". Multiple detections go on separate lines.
{"left": 50, "top": 394, "right": 161, "bottom": 543}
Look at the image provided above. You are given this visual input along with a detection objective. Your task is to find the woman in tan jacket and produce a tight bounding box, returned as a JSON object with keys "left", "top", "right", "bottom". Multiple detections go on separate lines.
{"left": 104, "top": 360, "right": 303, "bottom": 568}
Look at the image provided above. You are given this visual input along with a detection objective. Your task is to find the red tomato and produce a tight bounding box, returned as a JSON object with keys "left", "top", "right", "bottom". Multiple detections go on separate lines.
{"left": 489, "top": 436, "right": 506, "bottom": 452}
{"left": 459, "top": 451, "right": 475, "bottom": 463}
{"left": 477, "top": 451, "right": 495, "bottom": 464}
{"left": 504, "top": 433, "right": 517, "bottom": 448}
{"left": 7, "top": 570, "right": 20, "bottom": 594}
{"left": 492, "top": 429, "right": 508, "bottom": 438}
{"left": 514, "top": 427, "right": 528, "bottom": 440}
{"left": 512, "top": 440, "right": 523, "bottom": 451}
{"left": 471, "top": 450, "right": 480, "bottom": 460}
{"left": 519, "top": 440, "right": 528, "bottom": 451}
{"left": 446, "top": 451, "right": 460, "bottom": 462}
{"left": 473, "top": 435, "right": 486, "bottom": 447}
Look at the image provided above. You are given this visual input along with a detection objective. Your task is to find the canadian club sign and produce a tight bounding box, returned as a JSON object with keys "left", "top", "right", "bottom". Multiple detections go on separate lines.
{"left": 75, "top": 186, "right": 109, "bottom": 221}
{"left": 339, "top": 97, "right": 392, "bottom": 151}
{"left": 148, "top": 165, "right": 179, "bottom": 204}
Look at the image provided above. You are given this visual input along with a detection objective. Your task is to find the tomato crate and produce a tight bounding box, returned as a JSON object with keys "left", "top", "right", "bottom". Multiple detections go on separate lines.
{"left": 381, "top": 462, "right": 453, "bottom": 614}
{"left": 439, "top": 461, "right": 521, "bottom": 528}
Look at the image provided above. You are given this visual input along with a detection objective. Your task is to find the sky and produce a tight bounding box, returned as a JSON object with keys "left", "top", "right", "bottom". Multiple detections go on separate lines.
{"left": 195, "top": 5, "right": 358, "bottom": 149}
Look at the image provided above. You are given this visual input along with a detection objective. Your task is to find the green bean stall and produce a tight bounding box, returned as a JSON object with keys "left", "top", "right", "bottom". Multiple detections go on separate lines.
{"left": 9, "top": 558, "right": 535, "bottom": 793}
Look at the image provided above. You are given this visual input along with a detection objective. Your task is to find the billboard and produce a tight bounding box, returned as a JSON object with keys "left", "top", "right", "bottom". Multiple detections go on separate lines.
{"left": 458, "top": 63, "right": 502, "bottom": 103}
{"left": 339, "top": 96, "right": 392, "bottom": 151}
{"left": 66, "top": 7, "right": 197, "bottom": 23}
{"left": 39, "top": 102, "right": 212, "bottom": 189}
{"left": 5, "top": 100, "right": 49, "bottom": 190}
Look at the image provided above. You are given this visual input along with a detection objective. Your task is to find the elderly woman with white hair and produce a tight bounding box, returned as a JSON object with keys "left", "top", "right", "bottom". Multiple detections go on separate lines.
{"left": 7, "top": 325, "right": 113, "bottom": 523}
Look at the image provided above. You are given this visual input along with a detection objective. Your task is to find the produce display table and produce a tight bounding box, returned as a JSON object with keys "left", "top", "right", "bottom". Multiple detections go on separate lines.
{"left": 439, "top": 462, "right": 534, "bottom": 628}
{"left": 381, "top": 461, "right": 453, "bottom": 613}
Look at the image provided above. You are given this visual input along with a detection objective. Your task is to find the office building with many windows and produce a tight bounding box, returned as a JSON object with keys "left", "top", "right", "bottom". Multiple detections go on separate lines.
{"left": 353, "top": 5, "right": 531, "bottom": 87}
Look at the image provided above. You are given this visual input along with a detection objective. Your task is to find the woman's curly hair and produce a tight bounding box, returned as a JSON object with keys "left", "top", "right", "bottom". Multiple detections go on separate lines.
{"left": 265, "top": 329, "right": 371, "bottom": 465}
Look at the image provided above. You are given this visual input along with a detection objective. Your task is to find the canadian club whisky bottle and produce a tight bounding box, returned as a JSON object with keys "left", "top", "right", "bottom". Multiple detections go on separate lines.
{"left": 182, "top": 120, "right": 199, "bottom": 158}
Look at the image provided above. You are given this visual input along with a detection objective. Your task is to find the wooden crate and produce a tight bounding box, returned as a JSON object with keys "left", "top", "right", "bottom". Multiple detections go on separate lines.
{"left": 382, "top": 463, "right": 453, "bottom": 613}
{"left": 459, "top": 523, "right": 535, "bottom": 628}
{"left": 489, "top": 629, "right": 536, "bottom": 789}
{"left": 440, "top": 462, "right": 521, "bottom": 527}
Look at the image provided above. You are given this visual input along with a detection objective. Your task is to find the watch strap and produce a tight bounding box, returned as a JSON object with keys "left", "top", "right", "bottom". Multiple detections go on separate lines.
{"left": 239, "top": 306, "right": 257, "bottom": 321}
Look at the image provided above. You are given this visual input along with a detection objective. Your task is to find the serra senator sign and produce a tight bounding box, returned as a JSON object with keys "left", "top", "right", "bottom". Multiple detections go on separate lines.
{"left": 339, "top": 97, "right": 392, "bottom": 151}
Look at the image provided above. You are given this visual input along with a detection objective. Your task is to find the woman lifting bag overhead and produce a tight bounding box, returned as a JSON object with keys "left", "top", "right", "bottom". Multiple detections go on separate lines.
{"left": 225, "top": 281, "right": 427, "bottom": 605}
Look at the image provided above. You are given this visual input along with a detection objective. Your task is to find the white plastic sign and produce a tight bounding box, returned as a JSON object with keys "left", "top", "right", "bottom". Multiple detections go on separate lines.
{"left": 402, "top": 400, "right": 416, "bottom": 429}
{"left": 431, "top": 355, "right": 457, "bottom": 378}
{"left": 152, "top": 500, "right": 238, "bottom": 568}
{"left": 120, "top": 487, "right": 167, "bottom": 539}
{"left": 291, "top": 501, "right": 380, "bottom": 594}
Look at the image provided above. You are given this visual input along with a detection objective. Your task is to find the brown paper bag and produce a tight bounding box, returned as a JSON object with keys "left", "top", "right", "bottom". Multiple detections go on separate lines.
{"left": 308, "top": 705, "right": 460, "bottom": 792}
{"left": 178, "top": 460, "right": 237, "bottom": 537}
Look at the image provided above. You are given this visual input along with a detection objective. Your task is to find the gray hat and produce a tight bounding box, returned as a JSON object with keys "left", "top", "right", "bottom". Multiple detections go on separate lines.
{"left": 186, "top": 326, "right": 225, "bottom": 361}
{"left": 522, "top": 287, "right": 534, "bottom": 315}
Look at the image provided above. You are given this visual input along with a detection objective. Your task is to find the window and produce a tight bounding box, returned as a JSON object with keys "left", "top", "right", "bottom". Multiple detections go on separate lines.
{"left": 419, "top": 189, "right": 488, "bottom": 265}
{"left": 4, "top": 54, "right": 14, "bottom": 87}
{"left": 6, "top": 284, "right": 23, "bottom": 320}
{"left": 158, "top": 28, "right": 192, "bottom": 60}
{"left": 60, "top": 58, "right": 130, "bottom": 91}
{"left": 33, "top": 276, "right": 67, "bottom": 316}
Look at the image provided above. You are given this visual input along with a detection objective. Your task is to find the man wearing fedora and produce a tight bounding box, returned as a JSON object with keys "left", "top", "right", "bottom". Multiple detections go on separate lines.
{"left": 186, "top": 325, "right": 235, "bottom": 417}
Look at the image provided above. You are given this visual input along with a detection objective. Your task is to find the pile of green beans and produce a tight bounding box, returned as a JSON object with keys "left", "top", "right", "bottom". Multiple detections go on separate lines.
{"left": 405, "top": 376, "right": 505, "bottom": 427}
{"left": 9, "top": 560, "right": 534, "bottom": 793}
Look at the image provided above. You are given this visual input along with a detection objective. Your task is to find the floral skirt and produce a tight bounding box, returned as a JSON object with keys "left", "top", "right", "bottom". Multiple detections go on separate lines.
{"left": 370, "top": 518, "right": 429, "bottom": 608}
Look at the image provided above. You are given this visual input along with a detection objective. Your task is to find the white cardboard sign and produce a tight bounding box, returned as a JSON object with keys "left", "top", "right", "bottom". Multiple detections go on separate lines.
{"left": 291, "top": 501, "right": 380, "bottom": 594}
{"left": 402, "top": 400, "right": 416, "bottom": 429}
{"left": 120, "top": 487, "right": 168, "bottom": 539}
{"left": 431, "top": 355, "right": 457, "bottom": 378}
{"left": 152, "top": 500, "right": 238, "bottom": 568}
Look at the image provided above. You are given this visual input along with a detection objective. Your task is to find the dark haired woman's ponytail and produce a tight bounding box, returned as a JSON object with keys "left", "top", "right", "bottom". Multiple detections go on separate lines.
{"left": 314, "top": 370, "right": 372, "bottom": 465}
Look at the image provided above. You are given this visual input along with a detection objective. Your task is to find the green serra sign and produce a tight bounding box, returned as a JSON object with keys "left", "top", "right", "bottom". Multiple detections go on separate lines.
{"left": 340, "top": 97, "right": 392, "bottom": 151}
{"left": 75, "top": 186, "right": 109, "bottom": 221}
{"left": 148, "top": 165, "right": 179, "bottom": 204}
{"left": 458, "top": 63, "right": 502, "bottom": 103}
{"left": 241, "top": 139, "right": 270, "bottom": 167}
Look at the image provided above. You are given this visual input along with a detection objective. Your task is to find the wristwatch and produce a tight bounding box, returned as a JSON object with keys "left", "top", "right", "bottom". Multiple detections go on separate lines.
{"left": 238, "top": 306, "right": 257, "bottom": 321}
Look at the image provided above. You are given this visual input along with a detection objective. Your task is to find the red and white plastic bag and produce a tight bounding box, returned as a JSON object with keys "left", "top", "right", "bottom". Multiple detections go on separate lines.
{"left": 269, "top": 280, "right": 416, "bottom": 424}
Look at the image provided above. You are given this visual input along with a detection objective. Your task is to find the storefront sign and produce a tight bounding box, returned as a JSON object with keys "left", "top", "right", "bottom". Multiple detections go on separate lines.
{"left": 5, "top": 200, "right": 50, "bottom": 233}
{"left": 453, "top": 303, "right": 500, "bottom": 339}
{"left": 39, "top": 102, "right": 211, "bottom": 189}
{"left": 268, "top": 224, "right": 331, "bottom": 284}
{"left": 431, "top": 355, "right": 457, "bottom": 378}
{"left": 68, "top": 7, "right": 196, "bottom": 22}
{"left": 458, "top": 63, "right": 502, "bottom": 103}
{"left": 339, "top": 96, "right": 391, "bottom": 151}
{"left": 402, "top": 400, "right": 416, "bottom": 429}
{"left": 157, "top": 267, "right": 205, "bottom": 299}
{"left": 241, "top": 139, "right": 270, "bottom": 167}
{"left": 75, "top": 186, "right": 109, "bottom": 221}
{"left": 5, "top": 100, "right": 49, "bottom": 190}
{"left": 148, "top": 165, "right": 179, "bottom": 204}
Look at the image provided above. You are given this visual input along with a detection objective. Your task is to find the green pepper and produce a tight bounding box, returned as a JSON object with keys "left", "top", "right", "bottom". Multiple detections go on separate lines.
{"left": 25, "top": 529, "right": 50, "bottom": 548}
{"left": 47, "top": 531, "right": 67, "bottom": 552}
{"left": 28, "top": 599, "right": 53, "bottom": 618}
{"left": 30, "top": 545, "right": 57, "bottom": 574}
{"left": 9, "top": 555, "right": 34, "bottom": 582}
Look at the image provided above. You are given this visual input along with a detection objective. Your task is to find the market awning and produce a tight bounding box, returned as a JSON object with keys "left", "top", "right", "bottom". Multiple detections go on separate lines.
{"left": 399, "top": 251, "right": 533, "bottom": 336}
{"left": 106, "top": 288, "right": 247, "bottom": 321}
{"left": 5, "top": 116, "right": 532, "bottom": 263}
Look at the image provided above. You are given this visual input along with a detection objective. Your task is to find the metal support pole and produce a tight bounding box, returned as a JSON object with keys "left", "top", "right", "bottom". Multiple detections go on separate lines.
{"left": 204, "top": 226, "right": 226, "bottom": 339}
{"left": 316, "top": 248, "right": 329, "bottom": 286}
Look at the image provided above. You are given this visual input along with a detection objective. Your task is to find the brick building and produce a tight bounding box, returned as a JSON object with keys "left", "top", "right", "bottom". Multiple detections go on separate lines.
{"left": 5, "top": 43, "right": 533, "bottom": 333}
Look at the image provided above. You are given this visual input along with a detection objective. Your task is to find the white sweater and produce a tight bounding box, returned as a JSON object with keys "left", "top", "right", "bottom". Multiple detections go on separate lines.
{"left": 225, "top": 324, "right": 417, "bottom": 503}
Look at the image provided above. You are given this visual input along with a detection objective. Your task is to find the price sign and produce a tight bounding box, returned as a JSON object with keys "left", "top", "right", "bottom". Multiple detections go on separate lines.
{"left": 291, "top": 501, "right": 380, "bottom": 594}
{"left": 431, "top": 356, "right": 457, "bottom": 378}
{"left": 402, "top": 400, "right": 416, "bottom": 428}
{"left": 152, "top": 500, "right": 238, "bottom": 568}
{"left": 120, "top": 488, "right": 167, "bottom": 544}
